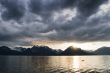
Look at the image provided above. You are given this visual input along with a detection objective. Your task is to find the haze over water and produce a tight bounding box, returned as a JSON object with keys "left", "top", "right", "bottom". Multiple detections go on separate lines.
{"left": 0, "top": 56, "right": 110, "bottom": 73}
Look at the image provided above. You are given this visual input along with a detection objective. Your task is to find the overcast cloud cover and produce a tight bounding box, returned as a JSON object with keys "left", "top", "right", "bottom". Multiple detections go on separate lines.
{"left": 0, "top": 0, "right": 110, "bottom": 47}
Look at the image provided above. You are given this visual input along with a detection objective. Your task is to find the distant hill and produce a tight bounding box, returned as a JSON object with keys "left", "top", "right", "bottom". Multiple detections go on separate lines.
{"left": 62, "top": 46, "right": 93, "bottom": 55}
{"left": 95, "top": 46, "right": 110, "bottom": 55}
{"left": 0, "top": 46, "right": 21, "bottom": 55}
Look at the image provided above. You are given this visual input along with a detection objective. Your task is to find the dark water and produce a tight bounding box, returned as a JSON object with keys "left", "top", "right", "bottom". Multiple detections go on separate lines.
{"left": 0, "top": 56, "right": 110, "bottom": 73}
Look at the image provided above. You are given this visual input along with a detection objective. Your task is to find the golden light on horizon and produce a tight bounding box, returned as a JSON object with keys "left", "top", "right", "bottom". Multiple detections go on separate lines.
{"left": 31, "top": 40, "right": 81, "bottom": 50}
{"left": 27, "top": 39, "right": 110, "bottom": 51}
{"left": 31, "top": 40, "right": 64, "bottom": 46}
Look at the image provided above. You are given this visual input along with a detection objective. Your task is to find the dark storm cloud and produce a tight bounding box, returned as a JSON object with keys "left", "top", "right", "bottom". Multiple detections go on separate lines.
{"left": 29, "top": 0, "right": 76, "bottom": 14}
{"left": 77, "top": 0, "right": 108, "bottom": 17}
{"left": 0, "top": 0, "right": 108, "bottom": 21}
{"left": 0, "top": 0, "right": 25, "bottom": 21}
{"left": 0, "top": 0, "right": 109, "bottom": 47}
{"left": 28, "top": 0, "right": 77, "bottom": 21}
{"left": 29, "top": 0, "right": 108, "bottom": 18}
{"left": 43, "top": 0, "right": 109, "bottom": 41}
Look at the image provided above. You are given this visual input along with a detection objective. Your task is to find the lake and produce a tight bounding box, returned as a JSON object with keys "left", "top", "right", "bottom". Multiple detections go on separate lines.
{"left": 0, "top": 56, "right": 110, "bottom": 73}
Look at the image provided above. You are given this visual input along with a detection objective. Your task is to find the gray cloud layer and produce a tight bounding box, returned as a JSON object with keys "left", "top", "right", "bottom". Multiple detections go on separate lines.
{"left": 0, "top": 0, "right": 109, "bottom": 47}
{"left": 0, "top": 0, "right": 25, "bottom": 21}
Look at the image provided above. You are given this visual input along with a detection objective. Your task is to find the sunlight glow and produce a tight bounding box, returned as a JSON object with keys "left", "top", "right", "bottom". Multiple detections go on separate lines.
{"left": 99, "top": 1, "right": 110, "bottom": 13}
{"left": 31, "top": 39, "right": 110, "bottom": 51}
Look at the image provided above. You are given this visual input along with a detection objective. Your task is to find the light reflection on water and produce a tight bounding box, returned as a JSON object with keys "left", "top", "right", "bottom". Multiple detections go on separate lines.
{"left": 0, "top": 56, "right": 110, "bottom": 73}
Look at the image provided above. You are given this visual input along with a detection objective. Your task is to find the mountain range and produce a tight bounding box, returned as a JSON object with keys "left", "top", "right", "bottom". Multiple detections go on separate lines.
{"left": 0, "top": 45, "right": 110, "bottom": 55}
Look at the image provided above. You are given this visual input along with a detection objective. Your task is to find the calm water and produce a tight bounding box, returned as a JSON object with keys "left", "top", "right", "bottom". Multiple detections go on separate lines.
{"left": 0, "top": 56, "right": 110, "bottom": 73}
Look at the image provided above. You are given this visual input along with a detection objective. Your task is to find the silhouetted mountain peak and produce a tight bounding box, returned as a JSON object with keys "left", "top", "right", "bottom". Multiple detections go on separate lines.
{"left": 65, "top": 46, "right": 81, "bottom": 51}
{"left": 62, "top": 46, "right": 82, "bottom": 55}
{"left": 96, "top": 46, "right": 110, "bottom": 51}
{"left": 30, "top": 45, "right": 56, "bottom": 55}
{"left": 0, "top": 46, "right": 11, "bottom": 50}
{"left": 95, "top": 46, "right": 110, "bottom": 55}
{"left": 0, "top": 46, "right": 21, "bottom": 55}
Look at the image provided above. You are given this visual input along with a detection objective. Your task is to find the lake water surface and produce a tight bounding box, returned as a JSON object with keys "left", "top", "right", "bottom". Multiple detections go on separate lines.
{"left": 0, "top": 56, "right": 110, "bottom": 73}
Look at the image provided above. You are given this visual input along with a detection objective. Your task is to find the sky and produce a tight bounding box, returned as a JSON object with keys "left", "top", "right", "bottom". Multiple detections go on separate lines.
{"left": 0, "top": 0, "right": 110, "bottom": 50}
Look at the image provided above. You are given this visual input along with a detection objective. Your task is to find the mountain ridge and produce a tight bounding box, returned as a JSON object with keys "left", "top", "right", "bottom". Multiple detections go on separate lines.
{"left": 1, "top": 45, "right": 110, "bottom": 55}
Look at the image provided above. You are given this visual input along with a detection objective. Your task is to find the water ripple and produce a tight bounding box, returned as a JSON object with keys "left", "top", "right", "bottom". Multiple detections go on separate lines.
{"left": 45, "top": 67, "right": 110, "bottom": 73}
